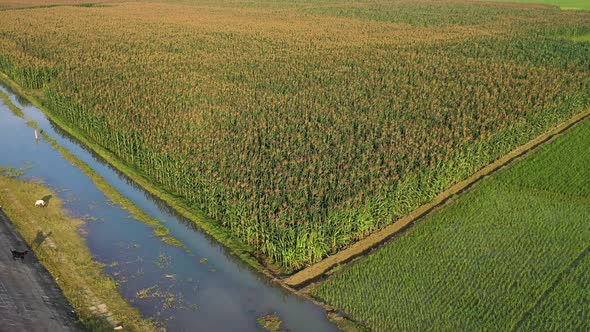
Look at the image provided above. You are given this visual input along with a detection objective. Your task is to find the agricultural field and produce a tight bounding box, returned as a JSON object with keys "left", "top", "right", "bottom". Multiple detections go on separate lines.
{"left": 311, "top": 116, "right": 590, "bottom": 331}
{"left": 488, "top": 0, "right": 590, "bottom": 10}
{"left": 0, "top": 0, "right": 116, "bottom": 9}
{"left": 0, "top": 0, "right": 589, "bottom": 271}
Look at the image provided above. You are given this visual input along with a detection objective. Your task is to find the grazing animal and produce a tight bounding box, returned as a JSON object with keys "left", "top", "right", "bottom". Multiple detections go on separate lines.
{"left": 35, "top": 199, "right": 46, "bottom": 207}
{"left": 11, "top": 249, "right": 28, "bottom": 261}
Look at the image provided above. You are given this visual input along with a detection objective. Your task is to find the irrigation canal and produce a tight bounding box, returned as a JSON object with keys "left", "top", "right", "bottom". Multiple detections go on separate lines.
{"left": 0, "top": 82, "right": 339, "bottom": 332}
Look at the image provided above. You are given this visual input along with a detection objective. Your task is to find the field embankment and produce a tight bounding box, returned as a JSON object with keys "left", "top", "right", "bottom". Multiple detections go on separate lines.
{"left": 0, "top": 174, "right": 159, "bottom": 331}
{"left": 0, "top": 0, "right": 589, "bottom": 272}
{"left": 311, "top": 115, "right": 590, "bottom": 331}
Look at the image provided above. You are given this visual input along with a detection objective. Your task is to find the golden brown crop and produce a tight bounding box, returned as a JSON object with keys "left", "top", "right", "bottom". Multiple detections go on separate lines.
{"left": 0, "top": 0, "right": 589, "bottom": 270}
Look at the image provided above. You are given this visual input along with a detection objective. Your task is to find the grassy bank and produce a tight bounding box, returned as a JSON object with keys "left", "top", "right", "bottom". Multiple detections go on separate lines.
{"left": 0, "top": 174, "right": 159, "bottom": 331}
{"left": 312, "top": 116, "right": 590, "bottom": 330}
{"left": 0, "top": 85, "right": 187, "bottom": 251}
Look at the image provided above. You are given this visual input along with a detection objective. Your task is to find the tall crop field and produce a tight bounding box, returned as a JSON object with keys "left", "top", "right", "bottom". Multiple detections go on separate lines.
{"left": 0, "top": 0, "right": 589, "bottom": 270}
{"left": 486, "top": 0, "right": 590, "bottom": 10}
{"left": 312, "top": 116, "right": 590, "bottom": 331}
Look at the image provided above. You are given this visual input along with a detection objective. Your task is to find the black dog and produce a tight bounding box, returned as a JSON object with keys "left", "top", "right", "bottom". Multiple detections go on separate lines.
{"left": 10, "top": 249, "right": 28, "bottom": 262}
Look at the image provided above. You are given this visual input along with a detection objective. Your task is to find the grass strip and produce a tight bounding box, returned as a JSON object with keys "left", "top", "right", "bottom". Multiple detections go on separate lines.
{"left": 485, "top": 0, "right": 590, "bottom": 10}
{"left": 0, "top": 175, "right": 160, "bottom": 331}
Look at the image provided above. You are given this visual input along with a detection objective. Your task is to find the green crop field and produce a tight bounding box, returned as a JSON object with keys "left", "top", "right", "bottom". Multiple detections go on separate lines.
{"left": 520, "top": 252, "right": 590, "bottom": 330}
{"left": 488, "top": 0, "right": 590, "bottom": 10}
{"left": 0, "top": 0, "right": 589, "bottom": 271}
{"left": 571, "top": 34, "right": 590, "bottom": 41}
{"left": 312, "top": 116, "right": 590, "bottom": 331}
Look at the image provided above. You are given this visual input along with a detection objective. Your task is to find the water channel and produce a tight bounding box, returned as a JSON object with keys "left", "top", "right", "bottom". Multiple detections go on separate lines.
{"left": 0, "top": 82, "right": 338, "bottom": 332}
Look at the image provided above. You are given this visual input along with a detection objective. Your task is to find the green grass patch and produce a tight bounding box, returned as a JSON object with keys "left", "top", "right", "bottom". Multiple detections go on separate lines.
{"left": 257, "top": 313, "right": 283, "bottom": 332}
{"left": 570, "top": 34, "right": 590, "bottom": 41}
{"left": 519, "top": 252, "right": 590, "bottom": 330}
{"left": 0, "top": 176, "right": 159, "bottom": 331}
{"left": 312, "top": 116, "right": 590, "bottom": 331}
{"left": 486, "top": 0, "right": 590, "bottom": 10}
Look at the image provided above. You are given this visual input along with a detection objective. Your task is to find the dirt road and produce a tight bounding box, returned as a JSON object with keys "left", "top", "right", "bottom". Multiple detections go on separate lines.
{"left": 0, "top": 209, "right": 82, "bottom": 332}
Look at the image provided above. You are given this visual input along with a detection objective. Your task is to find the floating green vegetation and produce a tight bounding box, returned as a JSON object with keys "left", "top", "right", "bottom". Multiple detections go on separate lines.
{"left": 0, "top": 89, "right": 24, "bottom": 117}
{"left": 313, "top": 117, "right": 590, "bottom": 331}
{"left": 135, "top": 283, "right": 196, "bottom": 313}
{"left": 136, "top": 285, "right": 157, "bottom": 300}
{"left": 161, "top": 236, "right": 184, "bottom": 248}
{"left": 0, "top": 166, "right": 27, "bottom": 177}
{"left": 80, "top": 214, "right": 98, "bottom": 222}
{"left": 257, "top": 313, "right": 283, "bottom": 332}
{"left": 153, "top": 224, "right": 170, "bottom": 237}
{"left": 135, "top": 286, "right": 157, "bottom": 299}
{"left": 156, "top": 251, "right": 172, "bottom": 270}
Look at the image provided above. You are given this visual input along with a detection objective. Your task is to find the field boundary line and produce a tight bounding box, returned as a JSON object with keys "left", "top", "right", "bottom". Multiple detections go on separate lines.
{"left": 285, "top": 108, "right": 590, "bottom": 289}
{"left": 512, "top": 244, "right": 590, "bottom": 331}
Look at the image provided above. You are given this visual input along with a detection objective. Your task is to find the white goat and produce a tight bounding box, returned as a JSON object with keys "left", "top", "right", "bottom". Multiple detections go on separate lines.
{"left": 35, "top": 200, "right": 46, "bottom": 208}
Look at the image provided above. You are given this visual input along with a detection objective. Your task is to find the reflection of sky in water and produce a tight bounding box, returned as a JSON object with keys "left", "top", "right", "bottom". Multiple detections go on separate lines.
{"left": 0, "top": 84, "right": 338, "bottom": 332}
